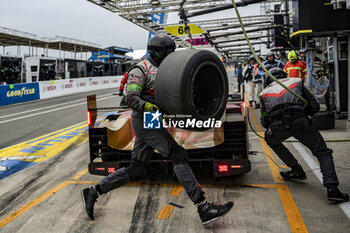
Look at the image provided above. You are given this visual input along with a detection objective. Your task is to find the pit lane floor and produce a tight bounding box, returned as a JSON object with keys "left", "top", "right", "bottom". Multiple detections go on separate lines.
{"left": 0, "top": 76, "right": 349, "bottom": 232}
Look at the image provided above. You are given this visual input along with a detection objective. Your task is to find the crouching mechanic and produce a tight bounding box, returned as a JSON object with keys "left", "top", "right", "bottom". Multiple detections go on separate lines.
{"left": 81, "top": 35, "right": 234, "bottom": 224}
{"left": 259, "top": 67, "right": 349, "bottom": 202}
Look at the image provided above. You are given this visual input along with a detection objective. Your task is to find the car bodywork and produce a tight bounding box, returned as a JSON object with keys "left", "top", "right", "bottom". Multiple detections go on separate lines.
{"left": 87, "top": 94, "right": 251, "bottom": 178}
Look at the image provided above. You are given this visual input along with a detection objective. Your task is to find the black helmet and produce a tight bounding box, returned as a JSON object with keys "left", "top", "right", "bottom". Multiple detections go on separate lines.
{"left": 147, "top": 35, "right": 176, "bottom": 66}
{"left": 266, "top": 52, "right": 275, "bottom": 59}
{"left": 248, "top": 55, "right": 256, "bottom": 61}
{"left": 263, "top": 67, "right": 287, "bottom": 88}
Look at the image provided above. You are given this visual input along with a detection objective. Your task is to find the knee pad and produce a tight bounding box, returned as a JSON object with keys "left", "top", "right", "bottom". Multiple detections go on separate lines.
{"left": 169, "top": 145, "right": 188, "bottom": 165}
{"left": 126, "top": 160, "right": 148, "bottom": 180}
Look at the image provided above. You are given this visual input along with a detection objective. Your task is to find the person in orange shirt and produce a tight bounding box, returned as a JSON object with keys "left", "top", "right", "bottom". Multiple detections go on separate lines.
{"left": 119, "top": 72, "right": 128, "bottom": 96}
{"left": 284, "top": 50, "right": 307, "bottom": 80}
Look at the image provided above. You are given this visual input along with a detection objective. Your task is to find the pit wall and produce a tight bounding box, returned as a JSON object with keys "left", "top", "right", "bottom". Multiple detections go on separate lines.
{"left": 0, "top": 76, "right": 122, "bottom": 106}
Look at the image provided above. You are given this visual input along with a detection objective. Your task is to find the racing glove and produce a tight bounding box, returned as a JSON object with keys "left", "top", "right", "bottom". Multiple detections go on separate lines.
{"left": 118, "top": 90, "right": 123, "bottom": 96}
{"left": 144, "top": 102, "right": 159, "bottom": 112}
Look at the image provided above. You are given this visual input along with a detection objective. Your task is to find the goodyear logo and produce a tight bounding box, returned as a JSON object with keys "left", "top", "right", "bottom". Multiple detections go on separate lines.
{"left": 6, "top": 87, "right": 36, "bottom": 98}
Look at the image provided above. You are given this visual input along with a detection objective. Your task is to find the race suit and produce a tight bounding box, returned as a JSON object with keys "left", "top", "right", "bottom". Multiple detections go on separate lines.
{"left": 259, "top": 78, "right": 339, "bottom": 188}
{"left": 262, "top": 59, "right": 285, "bottom": 70}
{"left": 97, "top": 58, "right": 205, "bottom": 203}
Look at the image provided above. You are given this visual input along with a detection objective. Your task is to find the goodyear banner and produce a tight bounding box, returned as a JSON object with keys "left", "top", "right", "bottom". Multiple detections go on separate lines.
{"left": 0, "top": 83, "right": 40, "bottom": 106}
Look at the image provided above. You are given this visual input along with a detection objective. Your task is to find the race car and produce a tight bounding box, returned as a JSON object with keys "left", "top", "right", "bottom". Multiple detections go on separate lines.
{"left": 86, "top": 93, "right": 251, "bottom": 178}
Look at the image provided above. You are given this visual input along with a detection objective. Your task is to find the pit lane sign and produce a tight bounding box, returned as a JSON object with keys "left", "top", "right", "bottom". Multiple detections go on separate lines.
{"left": 185, "top": 38, "right": 209, "bottom": 46}
{"left": 164, "top": 24, "right": 204, "bottom": 36}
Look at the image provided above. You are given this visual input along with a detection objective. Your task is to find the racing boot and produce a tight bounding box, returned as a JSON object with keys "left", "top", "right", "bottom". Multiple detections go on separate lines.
{"left": 327, "top": 187, "right": 349, "bottom": 202}
{"left": 81, "top": 186, "right": 98, "bottom": 220}
{"left": 280, "top": 164, "right": 307, "bottom": 180}
{"left": 255, "top": 103, "right": 260, "bottom": 109}
{"left": 197, "top": 201, "right": 234, "bottom": 225}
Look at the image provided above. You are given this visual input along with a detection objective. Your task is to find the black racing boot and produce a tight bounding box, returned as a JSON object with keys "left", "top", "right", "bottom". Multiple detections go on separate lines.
{"left": 197, "top": 201, "right": 234, "bottom": 225}
{"left": 81, "top": 186, "right": 98, "bottom": 220}
{"left": 327, "top": 187, "right": 349, "bottom": 202}
{"left": 255, "top": 103, "right": 260, "bottom": 109}
{"left": 280, "top": 165, "right": 307, "bottom": 180}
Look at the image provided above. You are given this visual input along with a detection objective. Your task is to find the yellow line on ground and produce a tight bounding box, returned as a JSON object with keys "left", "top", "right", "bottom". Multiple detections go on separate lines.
{"left": 246, "top": 96, "right": 284, "bottom": 183}
{"left": 277, "top": 185, "right": 308, "bottom": 232}
{"left": 247, "top": 96, "right": 308, "bottom": 233}
{"left": 168, "top": 184, "right": 183, "bottom": 196}
{"left": 0, "top": 181, "right": 70, "bottom": 228}
{"left": 71, "top": 168, "right": 89, "bottom": 180}
{"left": 156, "top": 206, "right": 175, "bottom": 219}
{"left": 69, "top": 181, "right": 98, "bottom": 184}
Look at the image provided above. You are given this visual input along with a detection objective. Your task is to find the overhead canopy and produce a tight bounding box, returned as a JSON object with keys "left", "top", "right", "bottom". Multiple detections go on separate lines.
{"left": 86, "top": 0, "right": 281, "bottom": 58}
{"left": 0, "top": 26, "right": 106, "bottom": 52}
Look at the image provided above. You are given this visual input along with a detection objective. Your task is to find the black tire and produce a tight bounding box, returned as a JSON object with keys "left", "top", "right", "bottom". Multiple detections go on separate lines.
{"left": 312, "top": 111, "right": 335, "bottom": 130}
{"left": 155, "top": 49, "right": 228, "bottom": 126}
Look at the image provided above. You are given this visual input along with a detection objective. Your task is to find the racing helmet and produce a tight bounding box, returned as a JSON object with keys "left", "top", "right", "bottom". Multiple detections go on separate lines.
{"left": 147, "top": 35, "right": 176, "bottom": 65}
{"left": 263, "top": 67, "right": 287, "bottom": 88}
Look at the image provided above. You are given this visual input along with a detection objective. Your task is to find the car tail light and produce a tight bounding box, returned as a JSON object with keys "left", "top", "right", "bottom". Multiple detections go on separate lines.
{"left": 87, "top": 111, "right": 91, "bottom": 125}
{"left": 213, "top": 159, "right": 249, "bottom": 177}
{"left": 218, "top": 164, "right": 229, "bottom": 173}
{"left": 108, "top": 167, "right": 116, "bottom": 173}
{"left": 96, "top": 167, "right": 105, "bottom": 171}
{"left": 240, "top": 101, "right": 247, "bottom": 117}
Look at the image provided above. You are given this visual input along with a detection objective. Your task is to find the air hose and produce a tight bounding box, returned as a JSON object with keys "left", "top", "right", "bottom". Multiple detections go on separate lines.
{"left": 230, "top": 1, "right": 350, "bottom": 143}
{"left": 230, "top": 0, "right": 308, "bottom": 108}
{"left": 246, "top": 105, "right": 350, "bottom": 142}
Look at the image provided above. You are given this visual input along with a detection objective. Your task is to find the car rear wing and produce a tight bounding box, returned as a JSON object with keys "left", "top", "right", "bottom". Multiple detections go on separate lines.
{"left": 87, "top": 94, "right": 131, "bottom": 128}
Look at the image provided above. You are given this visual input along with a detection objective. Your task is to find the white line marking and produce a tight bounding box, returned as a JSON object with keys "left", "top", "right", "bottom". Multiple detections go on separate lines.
{"left": 0, "top": 96, "right": 115, "bottom": 124}
{"left": 0, "top": 93, "right": 112, "bottom": 119}
{"left": 291, "top": 140, "right": 350, "bottom": 220}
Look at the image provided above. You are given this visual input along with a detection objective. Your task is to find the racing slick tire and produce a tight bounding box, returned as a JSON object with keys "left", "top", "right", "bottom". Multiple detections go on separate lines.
{"left": 312, "top": 111, "right": 335, "bottom": 130}
{"left": 155, "top": 49, "right": 228, "bottom": 127}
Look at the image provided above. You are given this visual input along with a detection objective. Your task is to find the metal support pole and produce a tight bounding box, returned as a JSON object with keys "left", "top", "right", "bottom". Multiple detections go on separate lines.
{"left": 36, "top": 47, "right": 38, "bottom": 56}
{"left": 333, "top": 37, "right": 341, "bottom": 113}
{"left": 285, "top": 0, "right": 289, "bottom": 26}
{"left": 29, "top": 40, "right": 31, "bottom": 56}
{"left": 59, "top": 42, "right": 61, "bottom": 59}
{"left": 348, "top": 33, "right": 350, "bottom": 121}
{"left": 80, "top": 46, "right": 83, "bottom": 59}
{"left": 74, "top": 44, "right": 76, "bottom": 59}
{"left": 45, "top": 44, "right": 49, "bottom": 57}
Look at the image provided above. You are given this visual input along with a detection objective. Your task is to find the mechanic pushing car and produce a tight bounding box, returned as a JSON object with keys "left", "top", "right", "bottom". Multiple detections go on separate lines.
{"left": 81, "top": 35, "right": 234, "bottom": 225}
{"left": 259, "top": 67, "right": 349, "bottom": 202}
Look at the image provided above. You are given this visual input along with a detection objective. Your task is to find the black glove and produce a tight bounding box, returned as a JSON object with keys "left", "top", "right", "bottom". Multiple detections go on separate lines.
{"left": 260, "top": 116, "right": 270, "bottom": 129}
{"left": 118, "top": 90, "right": 123, "bottom": 96}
